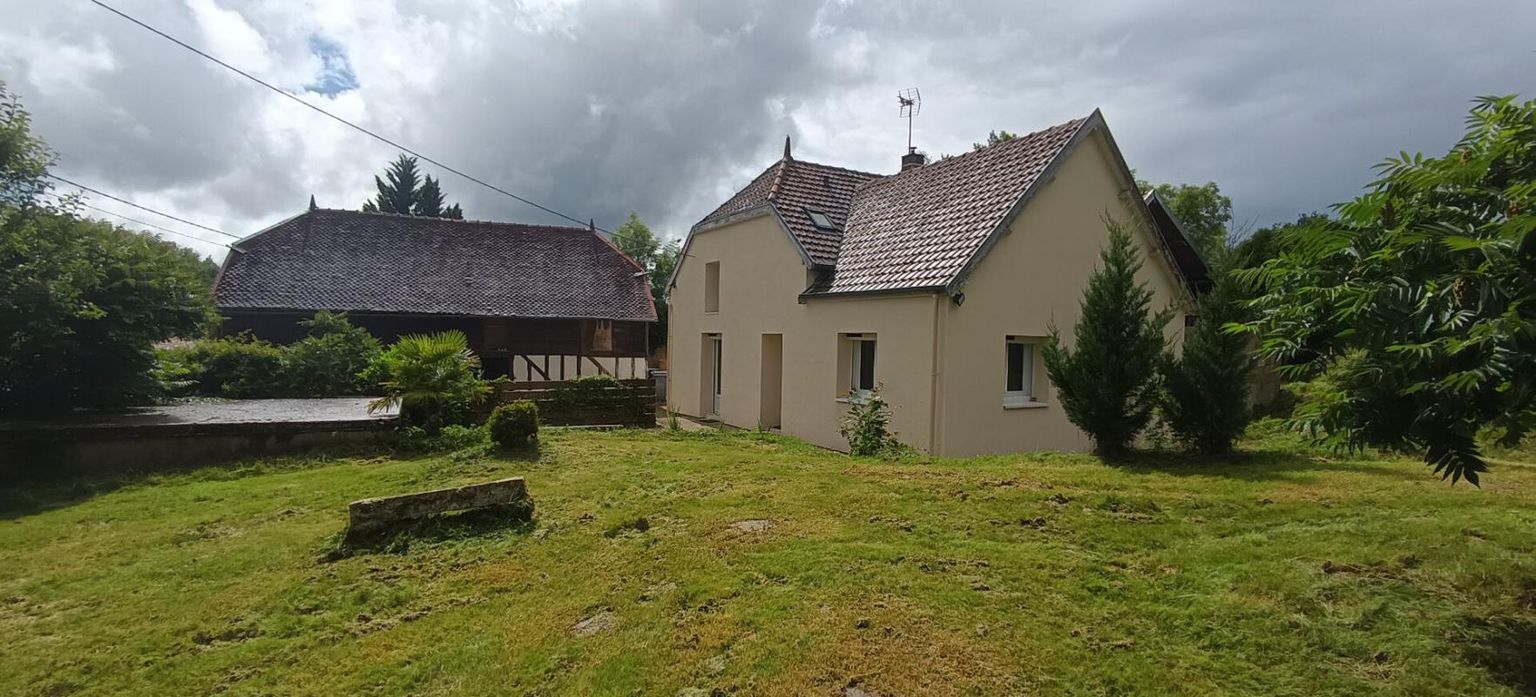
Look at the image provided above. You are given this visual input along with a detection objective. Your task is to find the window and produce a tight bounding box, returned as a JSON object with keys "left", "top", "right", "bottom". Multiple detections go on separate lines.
{"left": 592, "top": 319, "right": 613, "bottom": 352}
{"left": 806, "top": 209, "right": 836, "bottom": 231}
{"left": 704, "top": 261, "right": 720, "bottom": 313}
{"left": 844, "top": 333, "right": 877, "bottom": 398}
{"left": 1005, "top": 337, "right": 1036, "bottom": 407}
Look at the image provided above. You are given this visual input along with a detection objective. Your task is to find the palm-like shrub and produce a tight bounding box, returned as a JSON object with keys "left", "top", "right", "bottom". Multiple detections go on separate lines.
{"left": 1042, "top": 219, "right": 1173, "bottom": 456}
{"left": 365, "top": 331, "right": 490, "bottom": 432}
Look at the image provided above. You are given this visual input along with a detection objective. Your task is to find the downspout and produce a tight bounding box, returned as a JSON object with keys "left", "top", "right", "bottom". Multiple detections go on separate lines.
{"left": 928, "top": 292, "right": 946, "bottom": 455}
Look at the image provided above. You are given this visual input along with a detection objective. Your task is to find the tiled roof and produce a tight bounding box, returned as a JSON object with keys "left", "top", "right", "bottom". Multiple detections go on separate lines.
{"left": 215, "top": 209, "right": 656, "bottom": 321}
{"left": 697, "top": 158, "right": 881, "bottom": 266}
{"left": 806, "top": 116, "right": 1088, "bottom": 295}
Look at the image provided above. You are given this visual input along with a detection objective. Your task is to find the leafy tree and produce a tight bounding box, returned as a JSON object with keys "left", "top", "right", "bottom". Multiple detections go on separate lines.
{"left": 1237, "top": 95, "right": 1536, "bottom": 485}
{"left": 611, "top": 213, "right": 678, "bottom": 349}
{"left": 0, "top": 82, "right": 51, "bottom": 207}
{"left": 1143, "top": 181, "right": 1233, "bottom": 260}
{"left": 361, "top": 154, "right": 463, "bottom": 218}
{"left": 1043, "top": 219, "right": 1173, "bottom": 455}
{"left": 971, "top": 129, "right": 1018, "bottom": 152}
{"left": 650, "top": 240, "right": 680, "bottom": 348}
{"left": 1160, "top": 253, "right": 1254, "bottom": 454}
{"left": 1, "top": 83, "right": 213, "bottom": 413}
{"left": 613, "top": 212, "right": 659, "bottom": 268}
{"left": 1, "top": 214, "right": 216, "bottom": 413}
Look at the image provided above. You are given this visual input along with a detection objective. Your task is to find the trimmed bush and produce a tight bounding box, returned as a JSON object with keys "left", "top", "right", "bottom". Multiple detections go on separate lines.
{"left": 282, "top": 311, "right": 381, "bottom": 396}
{"left": 185, "top": 336, "right": 286, "bottom": 398}
{"left": 488, "top": 400, "right": 540, "bottom": 447}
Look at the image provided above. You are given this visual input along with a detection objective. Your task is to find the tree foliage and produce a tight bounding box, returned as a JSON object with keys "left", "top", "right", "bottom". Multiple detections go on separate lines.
{"left": 1237, "top": 95, "right": 1536, "bottom": 485}
{"left": 971, "top": 130, "right": 1019, "bottom": 151}
{"left": 1160, "top": 254, "right": 1254, "bottom": 454}
{"left": 611, "top": 212, "right": 677, "bottom": 349}
{"left": 1, "top": 82, "right": 213, "bottom": 413}
{"left": 1043, "top": 220, "right": 1173, "bottom": 455}
{"left": 1143, "top": 181, "right": 1234, "bottom": 260}
{"left": 361, "top": 154, "right": 463, "bottom": 219}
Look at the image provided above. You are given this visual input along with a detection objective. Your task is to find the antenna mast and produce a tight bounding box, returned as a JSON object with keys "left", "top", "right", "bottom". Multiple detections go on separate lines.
{"left": 897, "top": 87, "right": 922, "bottom": 153}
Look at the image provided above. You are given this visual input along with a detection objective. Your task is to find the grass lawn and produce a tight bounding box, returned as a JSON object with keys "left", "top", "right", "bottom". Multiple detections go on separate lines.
{"left": 2, "top": 427, "right": 1534, "bottom": 696}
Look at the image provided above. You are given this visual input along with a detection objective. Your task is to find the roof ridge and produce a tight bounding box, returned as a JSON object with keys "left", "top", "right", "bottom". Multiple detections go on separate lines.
{"left": 765, "top": 160, "right": 788, "bottom": 202}
{"left": 854, "top": 114, "right": 1091, "bottom": 194}
{"left": 784, "top": 158, "right": 884, "bottom": 180}
{"left": 311, "top": 207, "right": 590, "bottom": 232}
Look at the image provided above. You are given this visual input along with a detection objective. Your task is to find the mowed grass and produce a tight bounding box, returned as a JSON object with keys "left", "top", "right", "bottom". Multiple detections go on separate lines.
{"left": 2, "top": 428, "right": 1534, "bottom": 696}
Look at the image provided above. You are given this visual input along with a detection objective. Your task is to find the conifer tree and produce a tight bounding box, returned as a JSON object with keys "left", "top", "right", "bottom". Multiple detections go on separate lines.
{"left": 361, "top": 155, "right": 463, "bottom": 218}
{"left": 1160, "top": 255, "right": 1253, "bottom": 454}
{"left": 1042, "top": 219, "right": 1172, "bottom": 455}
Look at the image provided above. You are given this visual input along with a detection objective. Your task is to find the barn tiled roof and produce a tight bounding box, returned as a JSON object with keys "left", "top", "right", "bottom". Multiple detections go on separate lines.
{"left": 696, "top": 157, "right": 881, "bottom": 266}
{"left": 805, "top": 116, "right": 1089, "bottom": 295}
{"left": 215, "top": 209, "right": 657, "bottom": 321}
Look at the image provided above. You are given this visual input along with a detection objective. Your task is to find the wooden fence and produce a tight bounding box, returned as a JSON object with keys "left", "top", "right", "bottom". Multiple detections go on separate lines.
{"left": 486, "top": 378, "right": 656, "bottom": 428}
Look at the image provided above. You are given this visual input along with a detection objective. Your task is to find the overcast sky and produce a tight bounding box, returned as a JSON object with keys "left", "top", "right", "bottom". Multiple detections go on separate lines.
{"left": 3, "top": 0, "right": 1533, "bottom": 259}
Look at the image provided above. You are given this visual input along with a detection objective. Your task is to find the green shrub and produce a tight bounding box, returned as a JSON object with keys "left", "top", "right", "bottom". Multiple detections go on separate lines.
{"left": 395, "top": 424, "right": 487, "bottom": 453}
{"left": 282, "top": 311, "right": 381, "bottom": 396}
{"left": 366, "top": 331, "right": 490, "bottom": 432}
{"left": 839, "top": 390, "right": 899, "bottom": 457}
{"left": 487, "top": 400, "right": 539, "bottom": 447}
{"left": 186, "top": 336, "right": 286, "bottom": 398}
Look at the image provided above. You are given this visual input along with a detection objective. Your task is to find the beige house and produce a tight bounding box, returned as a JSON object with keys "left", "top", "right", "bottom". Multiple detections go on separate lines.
{"left": 666, "top": 110, "right": 1207, "bottom": 456}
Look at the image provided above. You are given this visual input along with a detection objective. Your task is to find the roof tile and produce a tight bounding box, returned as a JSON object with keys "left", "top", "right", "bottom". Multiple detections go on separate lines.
{"left": 215, "top": 209, "right": 656, "bottom": 321}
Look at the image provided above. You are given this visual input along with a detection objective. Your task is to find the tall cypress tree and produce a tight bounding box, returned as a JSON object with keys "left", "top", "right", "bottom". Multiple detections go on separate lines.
{"left": 1160, "top": 255, "right": 1253, "bottom": 454}
{"left": 361, "top": 155, "right": 464, "bottom": 218}
{"left": 1042, "top": 219, "right": 1173, "bottom": 455}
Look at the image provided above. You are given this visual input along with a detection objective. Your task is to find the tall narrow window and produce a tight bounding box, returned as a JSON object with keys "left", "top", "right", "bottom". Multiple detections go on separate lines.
{"left": 845, "top": 333, "right": 877, "bottom": 398}
{"left": 704, "top": 261, "right": 720, "bottom": 313}
{"left": 1005, "top": 337, "right": 1035, "bottom": 406}
{"left": 592, "top": 319, "right": 613, "bottom": 352}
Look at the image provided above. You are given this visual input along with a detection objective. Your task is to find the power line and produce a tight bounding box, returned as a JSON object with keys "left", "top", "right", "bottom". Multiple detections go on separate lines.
{"left": 77, "top": 201, "right": 230, "bottom": 248}
{"left": 85, "top": 0, "right": 615, "bottom": 236}
{"left": 46, "top": 173, "right": 239, "bottom": 238}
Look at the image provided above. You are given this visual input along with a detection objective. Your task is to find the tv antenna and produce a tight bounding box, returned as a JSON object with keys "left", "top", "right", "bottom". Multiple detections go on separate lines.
{"left": 898, "top": 87, "right": 922, "bottom": 153}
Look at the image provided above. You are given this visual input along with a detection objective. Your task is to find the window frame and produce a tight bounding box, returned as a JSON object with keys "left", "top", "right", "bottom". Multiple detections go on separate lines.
{"left": 703, "top": 261, "right": 720, "bottom": 314}
{"left": 845, "top": 333, "right": 877, "bottom": 401}
{"left": 1004, "top": 336, "right": 1039, "bottom": 408}
{"left": 806, "top": 208, "right": 837, "bottom": 231}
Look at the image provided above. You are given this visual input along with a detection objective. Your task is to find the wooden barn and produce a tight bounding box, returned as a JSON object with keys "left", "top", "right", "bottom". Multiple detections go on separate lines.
{"left": 213, "top": 208, "right": 657, "bottom": 381}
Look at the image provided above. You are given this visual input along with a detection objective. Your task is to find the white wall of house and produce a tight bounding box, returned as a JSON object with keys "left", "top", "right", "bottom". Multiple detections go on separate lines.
{"left": 667, "top": 213, "right": 938, "bottom": 451}
{"left": 933, "top": 130, "right": 1190, "bottom": 457}
{"left": 669, "top": 130, "right": 1191, "bottom": 456}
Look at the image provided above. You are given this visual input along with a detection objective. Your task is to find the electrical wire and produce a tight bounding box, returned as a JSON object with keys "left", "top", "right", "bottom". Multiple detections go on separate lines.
{"left": 77, "top": 201, "right": 230, "bottom": 248}
{"left": 46, "top": 172, "right": 239, "bottom": 238}
{"left": 85, "top": 0, "right": 615, "bottom": 235}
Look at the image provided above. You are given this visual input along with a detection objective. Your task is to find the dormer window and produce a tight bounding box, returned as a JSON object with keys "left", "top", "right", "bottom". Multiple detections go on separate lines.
{"left": 806, "top": 209, "right": 837, "bottom": 231}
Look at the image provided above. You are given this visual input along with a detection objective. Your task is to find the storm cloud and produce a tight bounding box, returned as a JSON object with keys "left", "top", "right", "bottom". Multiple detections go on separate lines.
{"left": 2, "top": 0, "right": 1533, "bottom": 259}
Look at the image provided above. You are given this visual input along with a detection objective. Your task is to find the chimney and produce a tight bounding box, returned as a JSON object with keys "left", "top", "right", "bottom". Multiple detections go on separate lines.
{"left": 901, "top": 147, "right": 926, "bottom": 171}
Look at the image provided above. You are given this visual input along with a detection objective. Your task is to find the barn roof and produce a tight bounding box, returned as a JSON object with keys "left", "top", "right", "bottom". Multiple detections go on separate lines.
{"left": 215, "top": 209, "right": 657, "bottom": 321}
